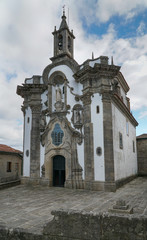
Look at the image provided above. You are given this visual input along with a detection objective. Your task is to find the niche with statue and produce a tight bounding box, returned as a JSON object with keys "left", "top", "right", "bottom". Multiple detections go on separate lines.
{"left": 71, "top": 104, "right": 83, "bottom": 129}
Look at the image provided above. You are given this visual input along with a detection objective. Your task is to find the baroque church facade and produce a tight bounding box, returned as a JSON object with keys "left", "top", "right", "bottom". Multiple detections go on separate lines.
{"left": 17, "top": 11, "right": 138, "bottom": 191}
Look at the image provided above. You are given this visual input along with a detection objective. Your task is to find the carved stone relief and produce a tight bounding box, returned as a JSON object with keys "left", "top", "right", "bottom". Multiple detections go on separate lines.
{"left": 40, "top": 113, "right": 47, "bottom": 132}
{"left": 43, "top": 116, "right": 83, "bottom": 188}
{"left": 71, "top": 104, "right": 83, "bottom": 129}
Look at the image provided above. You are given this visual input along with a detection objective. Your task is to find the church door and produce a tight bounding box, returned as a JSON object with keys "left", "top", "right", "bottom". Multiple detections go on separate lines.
{"left": 53, "top": 155, "right": 65, "bottom": 187}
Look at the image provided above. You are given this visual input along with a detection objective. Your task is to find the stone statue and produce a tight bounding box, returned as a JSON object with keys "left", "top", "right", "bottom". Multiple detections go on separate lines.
{"left": 75, "top": 110, "right": 81, "bottom": 123}
{"left": 56, "top": 86, "right": 62, "bottom": 102}
{"left": 40, "top": 114, "right": 46, "bottom": 131}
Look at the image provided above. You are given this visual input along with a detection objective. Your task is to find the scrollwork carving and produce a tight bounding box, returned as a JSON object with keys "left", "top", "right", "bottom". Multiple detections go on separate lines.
{"left": 21, "top": 106, "right": 26, "bottom": 116}
{"left": 30, "top": 105, "right": 41, "bottom": 114}
{"left": 81, "top": 93, "right": 92, "bottom": 105}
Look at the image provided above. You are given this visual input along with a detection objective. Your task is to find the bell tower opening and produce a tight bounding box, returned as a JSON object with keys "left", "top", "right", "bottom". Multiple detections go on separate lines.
{"left": 68, "top": 36, "right": 71, "bottom": 51}
{"left": 58, "top": 34, "right": 63, "bottom": 50}
{"left": 53, "top": 155, "right": 65, "bottom": 187}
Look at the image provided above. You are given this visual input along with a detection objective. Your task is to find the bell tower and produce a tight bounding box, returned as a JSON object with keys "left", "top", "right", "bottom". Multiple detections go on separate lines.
{"left": 51, "top": 9, "right": 75, "bottom": 61}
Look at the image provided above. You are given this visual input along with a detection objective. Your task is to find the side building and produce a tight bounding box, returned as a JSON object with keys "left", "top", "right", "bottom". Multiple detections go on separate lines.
{"left": 0, "top": 144, "right": 22, "bottom": 184}
{"left": 17, "top": 11, "right": 138, "bottom": 191}
{"left": 137, "top": 134, "right": 147, "bottom": 176}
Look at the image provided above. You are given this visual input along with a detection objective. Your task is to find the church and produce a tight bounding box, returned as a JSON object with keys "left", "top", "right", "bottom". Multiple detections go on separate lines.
{"left": 17, "top": 10, "right": 138, "bottom": 191}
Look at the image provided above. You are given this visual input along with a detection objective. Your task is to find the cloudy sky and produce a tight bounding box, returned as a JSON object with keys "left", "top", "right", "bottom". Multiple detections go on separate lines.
{"left": 0, "top": 0, "right": 147, "bottom": 150}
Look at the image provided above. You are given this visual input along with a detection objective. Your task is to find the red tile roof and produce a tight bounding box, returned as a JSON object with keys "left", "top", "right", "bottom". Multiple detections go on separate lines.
{"left": 0, "top": 144, "right": 22, "bottom": 154}
{"left": 137, "top": 134, "right": 147, "bottom": 139}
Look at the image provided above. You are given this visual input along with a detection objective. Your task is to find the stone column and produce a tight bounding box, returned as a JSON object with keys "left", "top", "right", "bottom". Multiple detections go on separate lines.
{"left": 102, "top": 92, "right": 115, "bottom": 191}
{"left": 30, "top": 104, "right": 42, "bottom": 180}
{"left": 83, "top": 95, "right": 94, "bottom": 190}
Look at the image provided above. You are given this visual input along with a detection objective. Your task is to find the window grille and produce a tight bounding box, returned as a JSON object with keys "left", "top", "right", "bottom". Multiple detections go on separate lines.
{"left": 133, "top": 140, "right": 135, "bottom": 152}
{"left": 119, "top": 132, "right": 123, "bottom": 149}
{"left": 7, "top": 162, "right": 12, "bottom": 172}
{"left": 96, "top": 147, "right": 102, "bottom": 156}
{"left": 51, "top": 123, "right": 64, "bottom": 146}
{"left": 96, "top": 106, "right": 99, "bottom": 114}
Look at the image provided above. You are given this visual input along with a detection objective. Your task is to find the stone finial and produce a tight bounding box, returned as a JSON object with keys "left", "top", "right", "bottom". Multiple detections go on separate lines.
{"left": 92, "top": 52, "right": 94, "bottom": 59}
{"left": 62, "top": 5, "right": 65, "bottom": 16}
{"left": 111, "top": 56, "right": 114, "bottom": 65}
{"left": 99, "top": 56, "right": 108, "bottom": 65}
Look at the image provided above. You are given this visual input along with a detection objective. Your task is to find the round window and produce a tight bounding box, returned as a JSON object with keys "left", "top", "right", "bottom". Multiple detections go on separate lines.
{"left": 26, "top": 150, "right": 29, "bottom": 157}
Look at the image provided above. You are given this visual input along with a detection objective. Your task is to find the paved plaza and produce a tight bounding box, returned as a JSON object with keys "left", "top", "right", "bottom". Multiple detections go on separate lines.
{"left": 0, "top": 177, "right": 147, "bottom": 234}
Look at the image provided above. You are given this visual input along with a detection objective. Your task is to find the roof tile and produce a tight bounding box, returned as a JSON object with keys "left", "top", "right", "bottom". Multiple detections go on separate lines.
{"left": 0, "top": 144, "right": 22, "bottom": 153}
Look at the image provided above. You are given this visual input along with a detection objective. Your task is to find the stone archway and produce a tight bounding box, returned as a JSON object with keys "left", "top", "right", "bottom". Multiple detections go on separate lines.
{"left": 44, "top": 148, "right": 72, "bottom": 188}
{"left": 53, "top": 155, "right": 65, "bottom": 187}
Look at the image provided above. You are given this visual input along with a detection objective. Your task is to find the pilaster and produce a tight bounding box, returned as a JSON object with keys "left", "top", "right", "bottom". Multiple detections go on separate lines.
{"left": 102, "top": 92, "right": 115, "bottom": 191}
{"left": 30, "top": 104, "right": 42, "bottom": 179}
{"left": 82, "top": 95, "right": 94, "bottom": 189}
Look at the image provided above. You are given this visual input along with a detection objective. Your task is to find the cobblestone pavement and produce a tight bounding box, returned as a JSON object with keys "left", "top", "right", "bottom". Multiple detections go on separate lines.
{"left": 0, "top": 177, "right": 146, "bottom": 234}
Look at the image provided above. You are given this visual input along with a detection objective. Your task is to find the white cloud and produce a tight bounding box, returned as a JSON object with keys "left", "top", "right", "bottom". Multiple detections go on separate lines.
{"left": 96, "top": 0, "right": 147, "bottom": 23}
{"left": 137, "top": 21, "right": 146, "bottom": 36}
{"left": 0, "top": 0, "right": 147, "bottom": 149}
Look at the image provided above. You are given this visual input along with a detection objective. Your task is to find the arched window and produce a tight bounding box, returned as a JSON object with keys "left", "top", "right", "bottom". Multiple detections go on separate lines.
{"left": 58, "top": 35, "right": 63, "bottom": 50}
{"left": 96, "top": 147, "right": 102, "bottom": 156}
{"left": 51, "top": 123, "right": 64, "bottom": 146}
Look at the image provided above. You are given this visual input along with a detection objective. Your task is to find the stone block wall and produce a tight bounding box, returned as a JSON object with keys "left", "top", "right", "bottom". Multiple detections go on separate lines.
{"left": 0, "top": 154, "right": 22, "bottom": 184}
{"left": 137, "top": 136, "right": 147, "bottom": 176}
{"left": 0, "top": 210, "right": 147, "bottom": 240}
{"left": 43, "top": 210, "right": 147, "bottom": 240}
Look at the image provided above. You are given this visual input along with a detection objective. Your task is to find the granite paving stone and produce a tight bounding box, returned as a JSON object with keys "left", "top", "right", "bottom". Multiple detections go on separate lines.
{"left": 0, "top": 177, "right": 146, "bottom": 234}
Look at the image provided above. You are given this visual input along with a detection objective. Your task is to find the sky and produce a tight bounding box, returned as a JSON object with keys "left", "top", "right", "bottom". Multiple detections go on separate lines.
{"left": 0, "top": 0, "right": 147, "bottom": 150}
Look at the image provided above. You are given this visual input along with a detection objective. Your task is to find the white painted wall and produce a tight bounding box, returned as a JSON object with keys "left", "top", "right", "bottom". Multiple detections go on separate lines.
{"left": 40, "top": 77, "right": 43, "bottom": 84}
{"left": 52, "top": 85, "right": 56, "bottom": 112}
{"left": 23, "top": 107, "right": 32, "bottom": 177}
{"left": 89, "top": 58, "right": 100, "bottom": 67}
{"left": 91, "top": 93, "right": 105, "bottom": 181}
{"left": 41, "top": 90, "right": 50, "bottom": 125}
{"left": 112, "top": 103, "right": 138, "bottom": 181}
{"left": 40, "top": 144, "right": 45, "bottom": 176}
{"left": 41, "top": 90, "right": 48, "bottom": 111}
{"left": 25, "top": 78, "right": 33, "bottom": 84}
{"left": 40, "top": 91, "right": 48, "bottom": 177}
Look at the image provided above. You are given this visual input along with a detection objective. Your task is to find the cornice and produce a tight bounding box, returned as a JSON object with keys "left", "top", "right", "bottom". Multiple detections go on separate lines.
{"left": 74, "top": 64, "right": 120, "bottom": 83}
{"left": 30, "top": 104, "right": 42, "bottom": 114}
{"left": 17, "top": 84, "right": 46, "bottom": 98}
{"left": 0, "top": 151, "right": 22, "bottom": 159}
{"left": 115, "top": 72, "right": 130, "bottom": 93}
{"left": 112, "top": 94, "right": 138, "bottom": 127}
{"left": 52, "top": 28, "right": 75, "bottom": 39}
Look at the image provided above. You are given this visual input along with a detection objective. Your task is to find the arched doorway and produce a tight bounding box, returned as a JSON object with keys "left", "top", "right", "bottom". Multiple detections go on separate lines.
{"left": 53, "top": 155, "right": 65, "bottom": 187}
